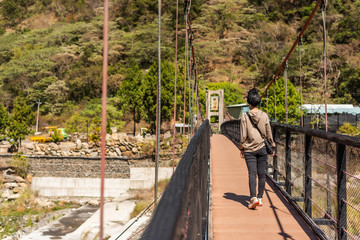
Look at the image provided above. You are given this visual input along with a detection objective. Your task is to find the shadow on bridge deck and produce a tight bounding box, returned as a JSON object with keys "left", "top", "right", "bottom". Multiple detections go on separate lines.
{"left": 211, "top": 134, "right": 319, "bottom": 240}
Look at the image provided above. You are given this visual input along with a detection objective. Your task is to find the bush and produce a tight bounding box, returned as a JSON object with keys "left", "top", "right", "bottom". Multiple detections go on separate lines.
{"left": 337, "top": 122, "right": 360, "bottom": 137}
{"left": 8, "top": 154, "right": 29, "bottom": 179}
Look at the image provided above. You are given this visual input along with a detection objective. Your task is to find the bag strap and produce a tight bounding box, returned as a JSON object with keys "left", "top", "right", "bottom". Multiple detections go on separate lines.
{"left": 246, "top": 112, "right": 265, "bottom": 139}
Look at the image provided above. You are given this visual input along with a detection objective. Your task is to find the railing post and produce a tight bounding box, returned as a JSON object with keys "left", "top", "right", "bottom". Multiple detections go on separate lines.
{"left": 285, "top": 130, "right": 292, "bottom": 195}
{"left": 305, "top": 134, "right": 312, "bottom": 217}
{"left": 336, "top": 143, "right": 347, "bottom": 240}
{"left": 272, "top": 126, "right": 278, "bottom": 181}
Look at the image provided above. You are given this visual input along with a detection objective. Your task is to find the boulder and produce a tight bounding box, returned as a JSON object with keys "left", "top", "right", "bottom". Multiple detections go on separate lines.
{"left": 12, "top": 187, "right": 21, "bottom": 193}
{"left": 122, "top": 151, "right": 132, "bottom": 157}
{"left": 88, "top": 141, "right": 95, "bottom": 149}
{"left": 87, "top": 200, "right": 99, "bottom": 206}
{"left": 1, "top": 189, "right": 12, "bottom": 198}
{"left": 4, "top": 182, "right": 18, "bottom": 189}
{"left": 132, "top": 147, "right": 138, "bottom": 154}
{"left": 27, "top": 174, "right": 33, "bottom": 184}
{"left": 120, "top": 146, "right": 127, "bottom": 152}
{"left": 82, "top": 143, "right": 89, "bottom": 149}
{"left": 90, "top": 152, "right": 98, "bottom": 157}
{"left": 4, "top": 175, "right": 25, "bottom": 183}
{"left": 115, "top": 148, "right": 122, "bottom": 156}
{"left": 163, "top": 131, "right": 172, "bottom": 139}
{"left": 76, "top": 139, "right": 82, "bottom": 149}
{"left": 49, "top": 142, "right": 60, "bottom": 151}
{"left": 111, "top": 133, "right": 119, "bottom": 141}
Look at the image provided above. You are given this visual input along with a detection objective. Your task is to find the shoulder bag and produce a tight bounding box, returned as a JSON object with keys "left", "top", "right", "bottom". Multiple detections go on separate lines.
{"left": 246, "top": 112, "right": 273, "bottom": 155}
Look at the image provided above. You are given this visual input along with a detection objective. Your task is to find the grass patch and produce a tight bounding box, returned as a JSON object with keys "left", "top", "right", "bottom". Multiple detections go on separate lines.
{"left": 129, "top": 178, "right": 170, "bottom": 219}
{"left": 0, "top": 187, "right": 80, "bottom": 239}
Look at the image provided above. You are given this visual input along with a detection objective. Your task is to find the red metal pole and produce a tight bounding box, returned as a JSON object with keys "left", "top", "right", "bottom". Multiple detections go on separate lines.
{"left": 100, "top": 0, "right": 109, "bottom": 239}
{"left": 172, "top": 0, "right": 179, "bottom": 172}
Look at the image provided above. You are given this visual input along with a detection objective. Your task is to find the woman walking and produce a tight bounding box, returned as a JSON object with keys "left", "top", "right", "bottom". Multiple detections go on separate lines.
{"left": 240, "top": 88, "right": 275, "bottom": 209}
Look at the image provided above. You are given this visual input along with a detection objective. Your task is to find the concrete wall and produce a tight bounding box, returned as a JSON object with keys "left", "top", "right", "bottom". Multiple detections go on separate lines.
{"left": 0, "top": 155, "right": 174, "bottom": 197}
{"left": 31, "top": 168, "right": 174, "bottom": 197}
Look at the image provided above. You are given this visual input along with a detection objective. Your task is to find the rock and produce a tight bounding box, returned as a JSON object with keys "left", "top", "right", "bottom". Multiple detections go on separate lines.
{"left": 49, "top": 142, "right": 60, "bottom": 151}
{"left": 12, "top": 187, "right": 21, "bottom": 194}
{"left": 51, "top": 151, "right": 57, "bottom": 156}
{"left": 120, "top": 146, "right": 127, "bottom": 152}
{"left": 90, "top": 152, "right": 98, "bottom": 157}
{"left": 1, "top": 189, "right": 12, "bottom": 198}
{"left": 88, "top": 141, "right": 95, "bottom": 149}
{"left": 111, "top": 127, "right": 117, "bottom": 133}
{"left": 62, "top": 151, "right": 69, "bottom": 156}
{"left": 4, "top": 182, "right": 18, "bottom": 189}
{"left": 163, "top": 131, "right": 172, "bottom": 139}
{"left": 4, "top": 175, "right": 25, "bottom": 183}
{"left": 115, "top": 148, "right": 122, "bottom": 156}
{"left": 7, "top": 193, "right": 21, "bottom": 200}
{"left": 82, "top": 143, "right": 89, "bottom": 149}
{"left": 122, "top": 151, "right": 132, "bottom": 157}
{"left": 27, "top": 174, "right": 33, "bottom": 184}
{"left": 132, "top": 147, "right": 138, "bottom": 154}
{"left": 76, "top": 139, "right": 82, "bottom": 149}
{"left": 34, "top": 144, "right": 41, "bottom": 152}
{"left": 145, "top": 134, "right": 156, "bottom": 140}
{"left": 111, "top": 133, "right": 119, "bottom": 141}
{"left": 87, "top": 200, "right": 99, "bottom": 206}
{"left": 4, "top": 168, "right": 16, "bottom": 175}
{"left": 36, "top": 151, "right": 46, "bottom": 155}
{"left": 19, "top": 183, "right": 28, "bottom": 188}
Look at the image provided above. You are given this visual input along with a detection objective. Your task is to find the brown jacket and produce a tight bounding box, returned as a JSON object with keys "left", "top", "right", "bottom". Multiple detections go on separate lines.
{"left": 240, "top": 109, "right": 275, "bottom": 152}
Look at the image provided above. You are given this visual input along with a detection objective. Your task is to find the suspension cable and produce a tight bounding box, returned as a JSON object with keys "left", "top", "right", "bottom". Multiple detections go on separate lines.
{"left": 298, "top": 35, "right": 303, "bottom": 127}
{"left": 172, "top": 0, "right": 179, "bottom": 172}
{"left": 182, "top": 18, "right": 188, "bottom": 153}
{"left": 154, "top": 0, "right": 162, "bottom": 207}
{"left": 284, "top": 60, "right": 288, "bottom": 124}
{"left": 274, "top": 78, "right": 277, "bottom": 121}
{"left": 321, "top": 0, "right": 328, "bottom": 131}
{"left": 99, "top": 0, "right": 109, "bottom": 239}
{"left": 261, "top": 0, "right": 322, "bottom": 99}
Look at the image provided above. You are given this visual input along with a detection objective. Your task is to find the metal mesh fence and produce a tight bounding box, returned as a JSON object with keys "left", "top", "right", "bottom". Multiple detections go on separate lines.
{"left": 345, "top": 146, "right": 360, "bottom": 240}
{"left": 222, "top": 120, "right": 360, "bottom": 240}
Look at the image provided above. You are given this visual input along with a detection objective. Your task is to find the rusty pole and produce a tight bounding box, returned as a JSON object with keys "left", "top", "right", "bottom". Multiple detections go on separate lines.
{"left": 99, "top": 0, "right": 109, "bottom": 239}
{"left": 172, "top": 0, "right": 179, "bottom": 172}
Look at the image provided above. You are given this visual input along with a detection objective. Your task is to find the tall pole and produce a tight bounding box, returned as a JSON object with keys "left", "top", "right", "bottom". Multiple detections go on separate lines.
{"left": 172, "top": 0, "right": 179, "bottom": 172}
{"left": 35, "top": 100, "right": 41, "bottom": 133}
{"left": 322, "top": 0, "right": 328, "bottom": 132}
{"left": 154, "top": 0, "right": 162, "bottom": 207}
{"left": 299, "top": 36, "right": 304, "bottom": 127}
{"left": 284, "top": 61, "right": 288, "bottom": 124}
{"left": 99, "top": 0, "right": 109, "bottom": 239}
{"left": 182, "top": 24, "right": 187, "bottom": 153}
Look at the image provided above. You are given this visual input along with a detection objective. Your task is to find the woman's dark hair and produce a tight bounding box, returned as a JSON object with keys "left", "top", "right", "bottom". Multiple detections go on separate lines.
{"left": 247, "top": 88, "right": 261, "bottom": 107}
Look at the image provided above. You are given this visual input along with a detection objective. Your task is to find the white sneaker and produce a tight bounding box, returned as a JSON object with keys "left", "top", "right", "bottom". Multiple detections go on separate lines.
{"left": 248, "top": 197, "right": 259, "bottom": 209}
{"left": 258, "top": 198, "right": 262, "bottom": 206}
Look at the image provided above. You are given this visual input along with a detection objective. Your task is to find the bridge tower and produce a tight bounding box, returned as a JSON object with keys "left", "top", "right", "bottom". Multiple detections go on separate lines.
{"left": 206, "top": 89, "right": 224, "bottom": 131}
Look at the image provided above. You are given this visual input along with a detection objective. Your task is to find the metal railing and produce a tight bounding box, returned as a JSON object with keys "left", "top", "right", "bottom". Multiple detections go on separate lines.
{"left": 141, "top": 120, "right": 211, "bottom": 240}
{"left": 221, "top": 120, "right": 360, "bottom": 240}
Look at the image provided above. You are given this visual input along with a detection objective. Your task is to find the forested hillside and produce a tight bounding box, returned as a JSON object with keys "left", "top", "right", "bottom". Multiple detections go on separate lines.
{"left": 0, "top": 0, "right": 359, "bottom": 139}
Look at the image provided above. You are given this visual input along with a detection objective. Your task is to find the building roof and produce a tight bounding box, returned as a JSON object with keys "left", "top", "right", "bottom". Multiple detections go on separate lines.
{"left": 302, "top": 104, "right": 360, "bottom": 115}
{"left": 226, "top": 103, "right": 248, "bottom": 108}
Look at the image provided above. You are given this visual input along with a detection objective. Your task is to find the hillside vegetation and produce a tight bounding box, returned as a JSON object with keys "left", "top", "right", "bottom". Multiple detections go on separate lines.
{"left": 0, "top": 0, "right": 359, "bottom": 139}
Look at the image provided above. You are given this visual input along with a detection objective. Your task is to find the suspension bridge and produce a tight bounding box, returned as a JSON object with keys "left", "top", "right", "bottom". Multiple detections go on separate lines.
{"left": 91, "top": 0, "right": 360, "bottom": 239}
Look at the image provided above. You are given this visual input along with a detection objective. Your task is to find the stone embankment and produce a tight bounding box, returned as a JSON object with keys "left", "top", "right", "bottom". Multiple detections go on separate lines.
{"left": 9, "top": 131, "right": 181, "bottom": 158}
{"left": 0, "top": 168, "right": 31, "bottom": 202}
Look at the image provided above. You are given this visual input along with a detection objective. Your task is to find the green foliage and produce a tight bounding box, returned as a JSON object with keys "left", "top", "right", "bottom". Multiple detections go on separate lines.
{"left": 8, "top": 154, "right": 29, "bottom": 178}
{"left": 51, "top": 129, "right": 62, "bottom": 143}
{"left": 333, "top": 1, "right": 360, "bottom": 43}
{"left": 141, "top": 61, "right": 184, "bottom": 133}
{"left": 336, "top": 65, "right": 360, "bottom": 104}
{"left": 118, "top": 64, "right": 143, "bottom": 124}
{"left": 337, "top": 122, "right": 360, "bottom": 137}
{"left": 261, "top": 77, "right": 301, "bottom": 124}
{"left": 7, "top": 94, "right": 34, "bottom": 145}
{"left": 0, "top": 103, "right": 8, "bottom": 135}
{"left": 207, "top": 82, "right": 244, "bottom": 106}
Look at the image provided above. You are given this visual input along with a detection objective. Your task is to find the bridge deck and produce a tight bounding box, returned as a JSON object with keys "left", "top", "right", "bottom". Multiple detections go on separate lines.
{"left": 211, "top": 134, "right": 319, "bottom": 240}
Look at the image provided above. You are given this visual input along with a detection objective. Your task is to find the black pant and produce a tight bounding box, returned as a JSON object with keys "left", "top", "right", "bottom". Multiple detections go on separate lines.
{"left": 244, "top": 147, "right": 267, "bottom": 198}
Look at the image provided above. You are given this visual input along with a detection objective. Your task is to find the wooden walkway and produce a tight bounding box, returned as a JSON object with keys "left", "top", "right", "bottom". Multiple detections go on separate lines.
{"left": 211, "top": 134, "right": 319, "bottom": 240}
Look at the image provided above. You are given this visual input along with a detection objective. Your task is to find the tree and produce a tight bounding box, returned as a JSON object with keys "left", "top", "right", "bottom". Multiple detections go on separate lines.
{"left": 207, "top": 82, "right": 244, "bottom": 106}
{"left": 7, "top": 94, "right": 34, "bottom": 146}
{"left": 261, "top": 77, "right": 301, "bottom": 124}
{"left": 118, "top": 64, "right": 143, "bottom": 135}
{"left": 141, "top": 61, "right": 184, "bottom": 133}
{"left": 0, "top": 103, "right": 8, "bottom": 136}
